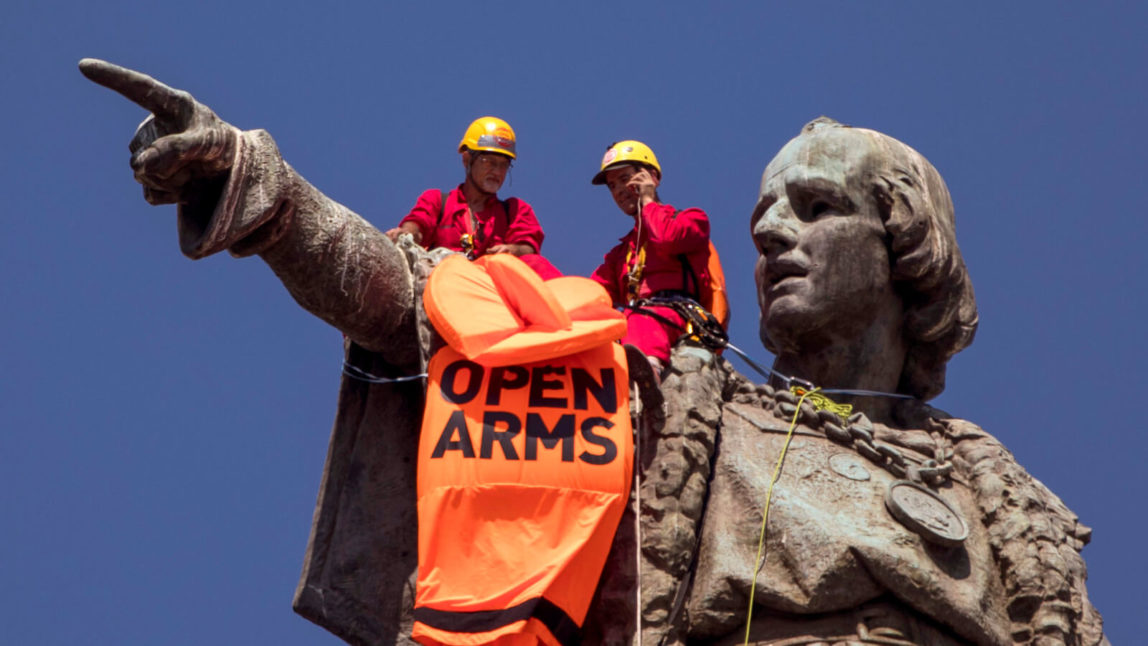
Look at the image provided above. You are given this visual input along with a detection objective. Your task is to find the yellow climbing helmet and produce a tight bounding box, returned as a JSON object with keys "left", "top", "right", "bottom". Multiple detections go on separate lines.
{"left": 591, "top": 140, "right": 661, "bottom": 185}
{"left": 459, "top": 116, "right": 517, "bottom": 159}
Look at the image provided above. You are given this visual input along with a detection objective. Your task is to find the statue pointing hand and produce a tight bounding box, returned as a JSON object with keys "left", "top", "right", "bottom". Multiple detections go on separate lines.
{"left": 78, "top": 57, "right": 418, "bottom": 359}
{"left": 79, "top": 57, "right": 444, "bottom": 644}
{"left": 80, "top": 58, "right": 236, "bottom": 207}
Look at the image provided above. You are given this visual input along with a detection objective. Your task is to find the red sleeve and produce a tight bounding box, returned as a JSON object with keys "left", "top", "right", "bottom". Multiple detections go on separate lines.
{"left": 502, "top": 198, "right": 545, "bottom": 252}
{"left": 590, "top": 246, "right": 625, "bottom": 306}
{"left": 639, "top": 203, "right": 710, "bottom": 257}
{"left": 398, "top": 189, "right": 444, "bottom": 244}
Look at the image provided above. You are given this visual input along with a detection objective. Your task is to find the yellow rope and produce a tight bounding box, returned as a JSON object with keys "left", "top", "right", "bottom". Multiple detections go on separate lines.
{"left": 743, "top": 386, "right": 818, "bottom": 645}
{"left": 791, "top": 386, "right": 853, "bottom": 421}
{"left": 625, "top": 244, "right": 647, "bottom": 302}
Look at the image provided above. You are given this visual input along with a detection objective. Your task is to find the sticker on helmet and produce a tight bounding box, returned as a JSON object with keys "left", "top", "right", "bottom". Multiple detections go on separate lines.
{"left": 602, "top": 149, "right": 618, "bottom": 166}
{"left": 477, "top": 134, "right": 516, "bottom": 154}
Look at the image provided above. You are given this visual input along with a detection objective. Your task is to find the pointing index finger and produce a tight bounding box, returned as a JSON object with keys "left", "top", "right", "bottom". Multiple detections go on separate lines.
{"left": 79, "top": 58, "right": 193, "bottom": 125}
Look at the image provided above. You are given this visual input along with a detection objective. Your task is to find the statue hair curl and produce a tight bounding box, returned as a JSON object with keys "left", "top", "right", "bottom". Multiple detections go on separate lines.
{"left": 801, "top": 118, "right": 978, "bottom": 400}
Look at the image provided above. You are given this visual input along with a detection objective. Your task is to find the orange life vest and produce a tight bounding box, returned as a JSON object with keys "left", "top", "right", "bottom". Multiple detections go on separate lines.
{"left": 414, "top": 254, "right": 632, "bottom": 646}
{"left": 669, "top": 239, "right": 729, "bottom": 332}
{"left": 697, "top": 240, "right": 730, "bottom": 332}
{"left": 635, "top": 228, "right": 730, "bottom": 333}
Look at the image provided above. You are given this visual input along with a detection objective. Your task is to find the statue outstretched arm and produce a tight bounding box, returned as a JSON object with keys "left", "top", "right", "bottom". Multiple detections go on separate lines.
{"left": 80, "top": 59, "right": 417, "bottom": 366}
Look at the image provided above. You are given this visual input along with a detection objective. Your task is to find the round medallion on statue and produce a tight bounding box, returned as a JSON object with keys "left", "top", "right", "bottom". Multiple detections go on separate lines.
{"left": 884, "top": 480, "right": 968, "bottom": 547}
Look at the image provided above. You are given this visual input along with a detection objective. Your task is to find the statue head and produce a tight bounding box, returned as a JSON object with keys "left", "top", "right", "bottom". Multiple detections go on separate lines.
{"left": 752, "top": 118, "right": 977, "bottom": 400}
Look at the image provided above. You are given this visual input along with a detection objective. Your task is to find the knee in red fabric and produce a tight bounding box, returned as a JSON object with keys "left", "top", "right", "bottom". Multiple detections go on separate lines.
{"left": 621, "top": 307, "right": 682, "bottom": 362}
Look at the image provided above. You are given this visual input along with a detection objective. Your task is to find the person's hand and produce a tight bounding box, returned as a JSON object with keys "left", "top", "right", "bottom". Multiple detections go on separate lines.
{"left": 79, "top": 58, "right": 237, "bottom": 206}
{"left": 626, "top": 168, "right": 659, "bottom": 212}
{"left": 385, "top": 222, "right": 423, "bottom": 244}
{"left": 486, "top": 243, "right": 534, "bottom": 256}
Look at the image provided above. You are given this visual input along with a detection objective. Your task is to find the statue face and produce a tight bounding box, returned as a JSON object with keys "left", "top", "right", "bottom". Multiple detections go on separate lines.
{"left": 751, "top": 129, "right": 900, "bottom": 353}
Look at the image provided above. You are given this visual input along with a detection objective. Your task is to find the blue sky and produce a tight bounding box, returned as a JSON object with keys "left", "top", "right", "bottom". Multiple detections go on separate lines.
{"left": 2, "top": 2, "right": 1144, "bottom": 644}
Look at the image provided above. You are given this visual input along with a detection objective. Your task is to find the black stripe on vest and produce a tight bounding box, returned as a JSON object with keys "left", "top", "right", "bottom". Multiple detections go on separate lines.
{"left": 413, "top": 596, "right": 580, "bottom": 646}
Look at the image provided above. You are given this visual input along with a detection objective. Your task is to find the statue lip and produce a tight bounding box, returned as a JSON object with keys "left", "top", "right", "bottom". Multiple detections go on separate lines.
{"left": 764, "top": 257, "right": 808, "bottom": 288}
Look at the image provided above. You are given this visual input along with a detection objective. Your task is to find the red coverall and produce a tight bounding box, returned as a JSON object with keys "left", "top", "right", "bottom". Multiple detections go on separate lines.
{"left": 591, "top": 202, "right": 711, "bottom": 362}
{"left": 398, "top": 186, "right": 560, "bottom": 278}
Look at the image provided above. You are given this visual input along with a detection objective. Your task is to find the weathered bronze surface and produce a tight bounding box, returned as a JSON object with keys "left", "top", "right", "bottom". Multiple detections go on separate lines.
{"left": 81, "top": 60, "right": 1105, "bottom": 646}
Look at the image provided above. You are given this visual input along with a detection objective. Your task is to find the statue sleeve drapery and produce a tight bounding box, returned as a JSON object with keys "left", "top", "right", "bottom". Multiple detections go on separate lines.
{"left": 178, "top": 127, "right": 420, "bottom": 368}
{"left": 163, "top": 127, "right": 432, "bottom": 644}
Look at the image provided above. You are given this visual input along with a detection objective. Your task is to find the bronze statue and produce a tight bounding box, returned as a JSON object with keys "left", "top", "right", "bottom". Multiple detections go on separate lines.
{"left": 80, "top": 59, "right": 1105, "bottom": 646}
{"left": 638, "top": 120, "right": 1106, "bottom": 646}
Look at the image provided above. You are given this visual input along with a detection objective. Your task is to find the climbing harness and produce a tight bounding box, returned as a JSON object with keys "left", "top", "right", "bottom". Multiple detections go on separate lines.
{"left": 432, "top": 188, "right": 514, "bottom": 260}
{"left": 621, "top": 292, "right": 729, "bottom": 359}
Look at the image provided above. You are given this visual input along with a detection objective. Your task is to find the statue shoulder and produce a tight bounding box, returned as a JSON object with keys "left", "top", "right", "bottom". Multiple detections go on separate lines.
{"left": 928, "top": 411, "right": 1107, "bottom": 646}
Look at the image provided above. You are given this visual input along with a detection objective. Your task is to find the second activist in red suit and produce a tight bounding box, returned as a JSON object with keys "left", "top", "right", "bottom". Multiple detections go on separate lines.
{"left": 590, "top": 140, "right": 712, "bottom": 376}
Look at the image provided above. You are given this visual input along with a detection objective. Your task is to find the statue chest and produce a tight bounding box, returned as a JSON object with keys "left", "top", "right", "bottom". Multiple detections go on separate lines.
{"left": 685, "top": 400, "right": 1009, "bottom": 645}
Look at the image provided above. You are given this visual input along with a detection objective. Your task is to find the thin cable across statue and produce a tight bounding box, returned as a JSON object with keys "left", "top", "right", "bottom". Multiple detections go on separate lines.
{"left": 79, "top": 56, "right": 1105, "bottom": 645}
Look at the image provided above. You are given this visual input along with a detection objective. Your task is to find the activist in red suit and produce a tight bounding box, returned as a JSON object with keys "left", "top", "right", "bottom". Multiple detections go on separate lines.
{"left": 386, "top": 116, "right": 558, "bottom": 278}
{"left": 590, "top": 140, "right": 712, "bottom": 376}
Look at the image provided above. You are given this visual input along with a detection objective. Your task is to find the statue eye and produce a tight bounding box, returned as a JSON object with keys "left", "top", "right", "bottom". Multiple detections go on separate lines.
{"left": 810, "top": 200, "right": 832, "bottom": 218}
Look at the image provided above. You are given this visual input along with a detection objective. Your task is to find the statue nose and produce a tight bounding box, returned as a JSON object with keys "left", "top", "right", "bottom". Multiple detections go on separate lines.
{"left": 753, "top": 199, "right": 798, "bottom": 255}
